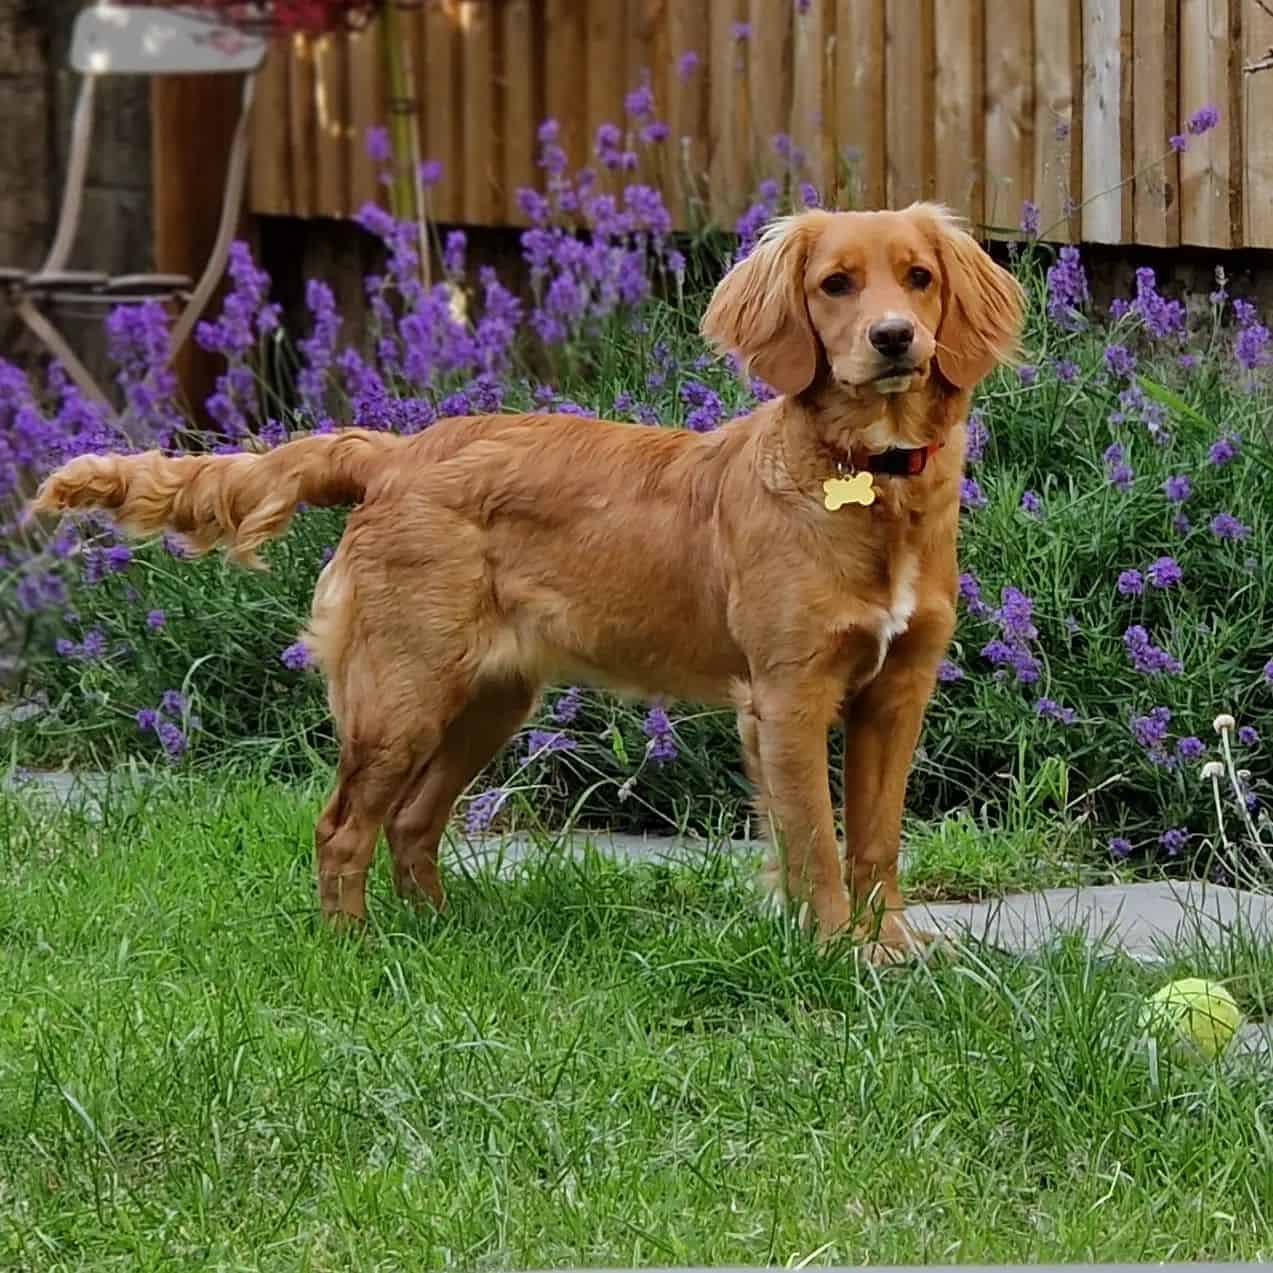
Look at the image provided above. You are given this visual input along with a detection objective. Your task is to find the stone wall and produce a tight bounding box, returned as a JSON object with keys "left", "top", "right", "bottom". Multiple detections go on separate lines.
{"left": 0, "top": 0, "right": 153, "bottom": 378}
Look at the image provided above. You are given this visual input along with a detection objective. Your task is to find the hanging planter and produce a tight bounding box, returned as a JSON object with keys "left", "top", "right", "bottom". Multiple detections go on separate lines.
{"left": 132, "top": 2, "right": 384, "bottom": 35}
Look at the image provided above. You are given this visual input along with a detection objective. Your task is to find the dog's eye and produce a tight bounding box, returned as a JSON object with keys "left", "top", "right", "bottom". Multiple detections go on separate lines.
{"left": 820, "top": 272, "right": 854, "bottom": 297}
{"left": 907, "top": 266, "right": 933, "bottom": 290}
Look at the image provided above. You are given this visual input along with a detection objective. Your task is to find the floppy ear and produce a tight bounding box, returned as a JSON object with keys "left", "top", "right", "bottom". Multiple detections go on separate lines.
{"left": 700, "top": 214, "right": 821, "bottom": 397}
{"left": 913, "top": 203, "right": 1026, "bottom": 390}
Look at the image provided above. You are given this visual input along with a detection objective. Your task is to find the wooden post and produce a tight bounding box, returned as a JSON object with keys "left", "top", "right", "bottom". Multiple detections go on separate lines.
{"left": 150, "top": 73, "right": 246, "bottom": 416}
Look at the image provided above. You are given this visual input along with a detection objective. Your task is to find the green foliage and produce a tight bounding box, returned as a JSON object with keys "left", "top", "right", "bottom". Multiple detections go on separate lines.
{"left": 1, "top": 775, "right": 1271, "bottom": 1269}
{"left": 6, "top": 248, "right": 1273, "bottom": 869}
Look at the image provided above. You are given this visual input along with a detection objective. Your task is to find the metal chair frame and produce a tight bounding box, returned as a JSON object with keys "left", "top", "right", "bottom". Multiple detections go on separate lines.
{"left": 2, "top": 4, "right": 267, "bottom": 406}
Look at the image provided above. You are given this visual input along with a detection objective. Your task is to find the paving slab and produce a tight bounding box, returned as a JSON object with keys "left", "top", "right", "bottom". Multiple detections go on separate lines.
{"left": 446, "top": 829, "right": 762, "bottom": 872}
{"left": 914, "top": 882, "right": 1273, "bottom": 961}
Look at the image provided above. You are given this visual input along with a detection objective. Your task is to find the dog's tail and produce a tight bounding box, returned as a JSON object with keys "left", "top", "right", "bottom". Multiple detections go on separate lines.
{"left": 31, "top": 428, "right": 401, "bottom": 567}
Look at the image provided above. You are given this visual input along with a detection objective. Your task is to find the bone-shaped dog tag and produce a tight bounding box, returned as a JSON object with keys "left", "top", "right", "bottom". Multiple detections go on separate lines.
{"left": 822, "top": 472, "right": 876, "bottom": 510}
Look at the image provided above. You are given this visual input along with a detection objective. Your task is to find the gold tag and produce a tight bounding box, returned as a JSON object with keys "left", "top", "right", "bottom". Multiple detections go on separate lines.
{"left": 822, "top": 472, "right": 876, "bottom": 510}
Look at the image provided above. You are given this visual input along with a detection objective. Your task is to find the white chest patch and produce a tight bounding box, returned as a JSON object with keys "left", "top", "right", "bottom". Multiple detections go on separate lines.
{"left": 877, "top": 555, "right": 918, "bottom": 659}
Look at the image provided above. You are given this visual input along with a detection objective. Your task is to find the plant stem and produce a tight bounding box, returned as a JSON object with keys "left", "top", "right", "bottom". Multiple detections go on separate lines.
{"left": 381, "top": 1, "right": 429, "bottom": 287}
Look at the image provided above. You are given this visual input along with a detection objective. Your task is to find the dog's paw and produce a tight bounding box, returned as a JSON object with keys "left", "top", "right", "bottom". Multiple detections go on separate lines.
{"left": 856, "top": 915, "right": 956, "bottom": 966}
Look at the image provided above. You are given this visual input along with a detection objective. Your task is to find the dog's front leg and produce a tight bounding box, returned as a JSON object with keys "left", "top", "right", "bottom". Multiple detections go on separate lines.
{"left": 745, "top": 677, "right": 853, "bottom": 941}
{"left": 840, "top": 606, "right": 954, "bottom": 960}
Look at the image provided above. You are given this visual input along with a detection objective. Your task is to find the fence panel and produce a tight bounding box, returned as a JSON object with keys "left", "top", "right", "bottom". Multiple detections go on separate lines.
{"left": 241, "top": 0, "right": 1271, "bottom": 250}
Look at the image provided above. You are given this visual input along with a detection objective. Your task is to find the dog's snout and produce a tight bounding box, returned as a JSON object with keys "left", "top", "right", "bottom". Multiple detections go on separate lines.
{"left": 868, "top": 318, "right": 915, "bottom": 359}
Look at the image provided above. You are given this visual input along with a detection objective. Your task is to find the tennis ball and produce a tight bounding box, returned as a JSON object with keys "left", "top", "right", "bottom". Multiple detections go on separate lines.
{"left": 1141, "top": 978, "right": 1242, "bottom": 1061}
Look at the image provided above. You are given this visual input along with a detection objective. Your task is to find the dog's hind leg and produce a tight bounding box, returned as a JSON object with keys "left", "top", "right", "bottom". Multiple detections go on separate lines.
{"left": 384, "top": 678, "right": 538, "bottom": 909}
{"left": 315, "top": 734, "right": 422, "bottom": 925}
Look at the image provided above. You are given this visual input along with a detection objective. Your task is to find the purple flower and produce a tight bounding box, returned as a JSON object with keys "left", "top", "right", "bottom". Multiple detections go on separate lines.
{"left": 1233, "top": 300, "right": 1270, "bottom": 373}
{"left": 1104, "top": 343, "right": 1136, "bottom": 378}
{"left": 365, "top": 125, "right": 391, "bottom": 165}
{"left": 642, "top": 705, "right": 678, "bottom": 765}
{"left": 79, "top": 628, "right": 107, "bottom": 660}
{"left": 1176, "top": 736, "right": 1205, "bottom": 760}
{"left": 106, "top": 301, "right": 184, "bottom": 445}
{"left": 443, "top": 230, "right": 467, "bottom": 277}
{"left": 624, "top": 75, "right": 656, "bottom": 121}
{"left": 418, "top": 158, "right": 443, "bottom": 187}
{"left": 731, "top": 20, "right": 751, "bottom": 40}
{"left": 1110, "top": 837, "right": 1134, "bottom": 860}
{"left": 465, "top": 787, "right": 510, "bottom": 834}
{"left": 1238, "top": 725, "right": 1259, "bottom": 747}
{"left": 1169, "top": 133, "right": 1188, "bottom": 153}
{"left": 156, "top": 721, "right": 187, "bottom": 761}
{"left": 1208, "top": 433, "right": 1241, "bottom": 467}
{"left": 1131, "top": 705, "right": 1172, "bottom": 752}
{"left": 1210, "top": 512, "right": 1250, "bottom": 542}
{"left": 1020, "top": 490, "right": 1043, "bottom": 517}
{"left": 551, "top": 686, "right": 583, "bottom": 724}
{"left": 160, "top": 690, "right": 186, "bottom": 717}
{"left": 280, "top": 641, "right": 312, "bottom": 670}
{"left": 1035, "top": 698, "right": 1076, "bottom": 725}
{"left": 997, "top": 588, "right": 1037, "bottom": 641}
{"left": 136, "top": 708, "right": 159, "bottom": 733}
{"left": 937, "top": 659, "right": 964, "bottom": 684}
{"left": 1124, "top": 626, "right": 1182, "bottom": 676}
{"left": 1146, "top": 556, "right": 1182, "bottom": 589}
{"left": 524, "top": 729, "right": 576, "bottom": 758}
{"left": 297, "top": 279, "right": 341, "bottom": 415}
{"left": 1053, "top": 358, "right": 1079, "bottom": 383}
{"left": 1045, "top": 246, "right": 1089, "bottom": 330}
{"left": 680, "top": 380, "right": 724, "bottom": 432}
{"left": 1159, "top": 827, "right": 1189, "bottom": 856}
{"left": 1104, "top": 442, "right": 1134, "bottom": 492}
{"left": 1162, "top": 474, "right": 1191, "bottom": 503}
{"left": 960, "top": 477, "right": 987, "bottom": 510}
{"left": 1117, "top": 570, "right": 1144, "bottom": 596}
{"left": 1173, "top": 512, "right": 1192, "bottom": 536}
{"left": 1131, "top": 267, "right": 1186, "bottom": 340}
{"left": 1187, "top": 105, "right": 1220, "bottom": 135}
{"left": 965, "top": 411, "right": 989, "bottom": 463}
{"left": 1017, "top": 364, "right": 1038, "bottom": 386}
{"left": 979, "top": 588, "right": 1040, "bottom": 684}
{"left": 1020, "top": 200, "right": 1041, "bottom": 237}
{"left": 677, "top": 50, "right": 700, "bottom": 82}
{"left": 958, "top": 571, "right": 989, "bottom": 617}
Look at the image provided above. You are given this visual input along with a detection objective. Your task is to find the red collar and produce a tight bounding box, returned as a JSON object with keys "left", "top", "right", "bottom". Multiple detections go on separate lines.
{"left": 847, "top": 441, "right": 943, "bottom": 477}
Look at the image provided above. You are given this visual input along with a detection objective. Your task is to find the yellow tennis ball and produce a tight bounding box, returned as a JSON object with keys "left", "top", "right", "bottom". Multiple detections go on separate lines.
{"left": 1141, "top": 978, "right": 1242, "bottom": 1061}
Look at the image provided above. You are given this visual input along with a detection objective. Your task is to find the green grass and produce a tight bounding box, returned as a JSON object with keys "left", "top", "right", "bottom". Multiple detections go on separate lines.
{"left": 2, "top": 772, "right": 1272, "bottom": 1271}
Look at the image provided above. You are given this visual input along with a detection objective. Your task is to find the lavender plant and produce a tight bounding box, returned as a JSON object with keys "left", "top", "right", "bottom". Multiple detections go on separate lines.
{"left": 2, "top": 86, "right": 1269, "bottom": 873}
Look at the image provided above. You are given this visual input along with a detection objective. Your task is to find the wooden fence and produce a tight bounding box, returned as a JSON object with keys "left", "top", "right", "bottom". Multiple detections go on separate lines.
{"left": 246, "top": 0, "right": 1273, "bottom": 250}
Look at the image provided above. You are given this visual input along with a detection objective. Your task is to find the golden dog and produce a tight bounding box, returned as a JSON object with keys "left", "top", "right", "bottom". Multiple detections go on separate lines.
{"left": 34, "top": 204, "right": 1024, "bottom": 960}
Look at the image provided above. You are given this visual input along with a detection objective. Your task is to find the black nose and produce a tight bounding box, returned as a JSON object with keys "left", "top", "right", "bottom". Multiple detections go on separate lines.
{"left": 868, "top": 318, "right": 915, "bottom": 359}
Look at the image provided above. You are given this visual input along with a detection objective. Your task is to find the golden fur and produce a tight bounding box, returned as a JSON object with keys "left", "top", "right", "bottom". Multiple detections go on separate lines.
{"left": 34, "top": 204, "right": 1024, "bottom": 959}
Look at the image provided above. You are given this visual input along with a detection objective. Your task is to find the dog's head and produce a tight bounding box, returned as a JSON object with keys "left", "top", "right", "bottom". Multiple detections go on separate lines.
{"left": 701, "top": 204, "right": 1025, "bottom": 403}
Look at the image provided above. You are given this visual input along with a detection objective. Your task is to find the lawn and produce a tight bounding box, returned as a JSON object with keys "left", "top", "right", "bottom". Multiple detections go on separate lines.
{"left": 2, "top": 773, "right": 1271, "bottom": 1271}
{"left": 4, "top": 80, "right": 1273, "bottom": 1271}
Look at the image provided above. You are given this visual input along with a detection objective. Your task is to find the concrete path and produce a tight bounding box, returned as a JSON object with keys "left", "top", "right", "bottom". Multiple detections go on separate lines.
{"left": 915, "top": 881, "right": 1273, "bottom": 960}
